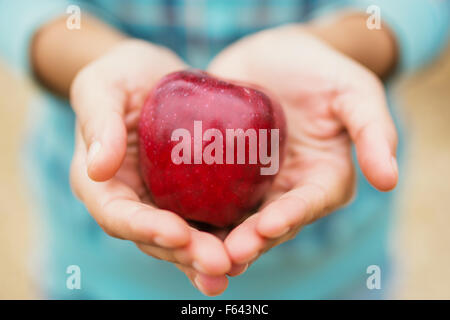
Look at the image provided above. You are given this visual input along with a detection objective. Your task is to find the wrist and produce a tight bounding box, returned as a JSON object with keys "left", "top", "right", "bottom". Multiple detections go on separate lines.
{"left": 31, "top": 14, "right": 126, "bottom": 97}
{"left": 306, "top": 13, "right": 398, "bottom": 78}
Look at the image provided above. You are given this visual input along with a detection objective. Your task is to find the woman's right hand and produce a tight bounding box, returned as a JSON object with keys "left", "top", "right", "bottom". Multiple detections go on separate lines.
{"left": 69, "top": 39, "right": 231, "bottom": 296}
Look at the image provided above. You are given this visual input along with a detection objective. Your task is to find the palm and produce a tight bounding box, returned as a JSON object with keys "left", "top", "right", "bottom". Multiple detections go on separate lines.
{"left": 208, "top": 27, "right": 356, "bottom": 223}
{"left": 113, "top": 96, "right": 150, "bottom": 203}
{"left": 260, "top": 77, "right": 354, "bottom": 214}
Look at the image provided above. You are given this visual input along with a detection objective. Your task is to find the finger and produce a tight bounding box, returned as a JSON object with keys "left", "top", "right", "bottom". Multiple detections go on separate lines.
{"left": 225, "top": 213, "right": 299, "bottom": 265}
{"left": 176, "top": 264, "right": 229, "bottom": 297}
{"left": 70, "top": 67, "right": 127, "bottom": 181}
{"left": 136, "top": 243, "right": 178, "bottom": 262}
{"left": 227, "top": 263, "right": 248, "bottom": 277}
{"left": 137, "top": 227, "right": 231, "bottom": 276}
{"left": 225, "top": 214, "right": 267, "bottom": 264}
{"left": 333, "top": 77, "right": 398, "bottom": 191}
{"left": 256, "top": 161, "right": 353, "bottom": 239}
{"left": 98, "top": 198, "right": 191, "bottom": 247}
{"left": 70, "top": 129, "right": 190, "bottom": 248}
{"left": 179, "top": 230, "right": 232, "bottom": 276}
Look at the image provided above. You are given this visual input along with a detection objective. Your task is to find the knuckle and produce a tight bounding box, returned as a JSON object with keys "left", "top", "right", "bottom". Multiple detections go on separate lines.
{"left": 136, "top": 243, "right": 173, "bottom": 262}
{"left": 127, "top": 208, "right": 155, "bottom": 243}
{"left": 97, "top": 199, "right": 123, "bottom": 240}
{"left": 101, "top": 224, "right": 119, "bottom": 239}
{"left": 97, "top": 211, "right": 121, "bottom": 239}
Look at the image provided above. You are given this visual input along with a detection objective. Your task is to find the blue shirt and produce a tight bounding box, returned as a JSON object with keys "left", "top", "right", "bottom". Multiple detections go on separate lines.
{"left": 0, "top": 0, "right": 449, "bottom": 299}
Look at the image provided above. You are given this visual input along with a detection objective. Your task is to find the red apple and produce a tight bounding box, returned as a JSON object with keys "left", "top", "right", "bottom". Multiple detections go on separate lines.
{"left": 138, "top": 70, "right": 286, "bottom": 227}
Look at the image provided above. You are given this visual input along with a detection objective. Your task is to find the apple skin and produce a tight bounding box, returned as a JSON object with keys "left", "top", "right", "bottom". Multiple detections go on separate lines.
{"left": 138, "top": 70, "right": 286, "bottom": 227}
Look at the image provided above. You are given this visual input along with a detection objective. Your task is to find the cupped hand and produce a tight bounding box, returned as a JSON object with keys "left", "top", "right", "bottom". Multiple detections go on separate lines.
{"left": 208, "top": 25, "right": 398, "bottom": 274}
{"left": 69, "top": 39, "right": 231, "bottom": 296}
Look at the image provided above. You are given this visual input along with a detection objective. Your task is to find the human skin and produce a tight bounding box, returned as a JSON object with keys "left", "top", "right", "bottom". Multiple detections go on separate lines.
{"left": 31, "top": 12, "right": 398, "bottom": 296}
{"left": 208, "top": 23, "right": 398, "bottom": 281}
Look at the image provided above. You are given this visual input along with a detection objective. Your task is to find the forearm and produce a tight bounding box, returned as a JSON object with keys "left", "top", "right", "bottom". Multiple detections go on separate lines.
{"left": 308, "top": 13, "right": 398, "bottom": 79}
{"left": 31, "top": 15, "right": 126, "bottom": 97}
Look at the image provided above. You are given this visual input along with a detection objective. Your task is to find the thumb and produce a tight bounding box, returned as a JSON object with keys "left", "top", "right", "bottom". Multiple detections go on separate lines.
{"left": 71, "top": 70, "right": 127, "bottom": 181}
{"left": 333, "top": 78, "right": 398, "bottom": 191}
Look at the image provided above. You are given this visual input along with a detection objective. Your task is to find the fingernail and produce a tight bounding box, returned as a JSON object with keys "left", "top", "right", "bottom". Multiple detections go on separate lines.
{"left": 193, "top": 261, "right": 207, "bottom": 273}
{"left": 230, "top": 263, "right": 248, "bottom": 277}
{"left": 190, "top": 277, "right": 198, "bottom": 289}
{"left": 247, "top": 252, "right": 259, "bottom": 263}
{"left": 391, "top": 156, "right": 398, "bottom": 176}
{"left": 239, "top": 263, "right": 249, "bottom": 275}
{"left": 193, "top": 275, "right": 205, "bottom": 293}
{"left": 87, "top": 141, "right": 101, "bottom": 167}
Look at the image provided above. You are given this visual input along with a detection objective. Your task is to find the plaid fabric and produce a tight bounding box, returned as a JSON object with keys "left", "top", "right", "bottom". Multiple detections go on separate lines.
{"left": 76, "top": 0, "right": 320, "bottom": 68}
